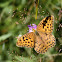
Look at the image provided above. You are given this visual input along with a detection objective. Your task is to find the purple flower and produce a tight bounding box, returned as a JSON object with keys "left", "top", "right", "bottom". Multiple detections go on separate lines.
{"left": 28, "top": 24, "right": 37, "bottom": 32}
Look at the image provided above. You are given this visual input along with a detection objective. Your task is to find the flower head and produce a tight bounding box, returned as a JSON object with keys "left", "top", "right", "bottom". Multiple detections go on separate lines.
{"left": 28, "top": 24, "right": 37, "bottom": 32}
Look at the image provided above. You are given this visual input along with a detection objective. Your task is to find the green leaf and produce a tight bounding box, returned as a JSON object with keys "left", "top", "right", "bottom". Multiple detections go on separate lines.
{"left": 0, "top": 33, "right": 12, "bottom": 42}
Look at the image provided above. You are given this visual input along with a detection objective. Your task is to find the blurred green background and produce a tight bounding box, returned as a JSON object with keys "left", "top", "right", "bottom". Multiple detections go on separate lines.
{"left": 0, "top": 0, "right": 62, "bottom": 62}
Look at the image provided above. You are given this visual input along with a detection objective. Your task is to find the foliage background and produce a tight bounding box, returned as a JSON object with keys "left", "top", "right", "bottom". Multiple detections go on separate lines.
{"left": 0, "top": 0, "right": 62, "bottom": 62}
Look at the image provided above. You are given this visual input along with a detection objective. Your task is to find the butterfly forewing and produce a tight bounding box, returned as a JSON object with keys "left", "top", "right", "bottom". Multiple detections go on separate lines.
{"left": 16, "top": 32, "right": 35, "bottom": 48}
{"left": 37, "top": 15, "right": 54, "bottom": 33}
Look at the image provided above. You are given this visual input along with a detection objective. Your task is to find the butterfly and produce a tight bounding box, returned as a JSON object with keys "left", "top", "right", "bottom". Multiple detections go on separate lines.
{"left": 16, "top": 15, "right": 56, "bottom": 54}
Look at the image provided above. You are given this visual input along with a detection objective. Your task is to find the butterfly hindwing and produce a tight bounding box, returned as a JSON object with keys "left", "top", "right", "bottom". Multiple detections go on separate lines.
{"left": 34, "top": 31, "right": 56, "bottom": 54}
{"left": 16, "top": 32, "right": 35, "bottom": 48}
{"left": 38, "top": 31, "right": 56, "bottom": 48}
{"left": 44, "top": 33, "right": 56, "bottom": 48}
{"left": 37, "top": 15, "right": 54, "bottom": 33}
{"left": 34, "top": 34, "right": 48, "bottom": 54}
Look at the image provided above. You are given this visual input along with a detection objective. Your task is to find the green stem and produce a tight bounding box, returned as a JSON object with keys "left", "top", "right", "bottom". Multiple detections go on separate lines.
{"left": 35, "top": 0, "right": 39, "bottom": 19}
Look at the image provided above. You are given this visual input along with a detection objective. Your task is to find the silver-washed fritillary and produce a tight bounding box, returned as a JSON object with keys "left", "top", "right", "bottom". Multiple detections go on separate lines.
{"left": 16, "top": 15, "right": 56, "bottom": 54}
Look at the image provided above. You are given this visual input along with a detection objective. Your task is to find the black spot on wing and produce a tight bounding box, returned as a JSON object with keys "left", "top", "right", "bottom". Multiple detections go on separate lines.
{"left": 23, "top": 37, "right": 25, "bottom": 41}
{"left": 47, "top": 27, "right": 49, "bottom": 28}
{"left": 42, "top": 20, "right": 47, "bottom": 28}
{"left": 26, "top": 39, "right": 28, "bottom": 40}
{"left": 50, "top": 24, "right": 51, "bottom": 26}
{"left": 19, "top": 39, "right": 21, "bottom": 41}
{"left": 31, "top": 41, "right": 33, "bottom": 42}
{"left": 28, "top": 42, "right": 30, "bottom": 43}
{"left": 23, "top": 37, "right": 24, "bottom": 39}
{"left": 46, "top": 16, "right": 51, "bottom": 20}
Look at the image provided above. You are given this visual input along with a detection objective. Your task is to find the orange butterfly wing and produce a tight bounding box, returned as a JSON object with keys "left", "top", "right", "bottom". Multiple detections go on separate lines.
{"left": 34, "top": 31, "right": 56, "bottom": 54}
{"left": 36, "top": 15, "right": 54, "bottom": 33}
{"left": 34, "top": 15, "right": 55, "bottom": 54}
{"left": 34, "top": 34, "right": 48, "bottom": 54}
{"left": 16, "top": 32, "right": 35, "bottom": 48}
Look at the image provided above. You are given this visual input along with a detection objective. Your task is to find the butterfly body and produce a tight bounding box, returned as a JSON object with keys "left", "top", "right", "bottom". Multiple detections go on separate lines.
{"left": 16, "top": 15, "right": 56, "bottom": 54}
